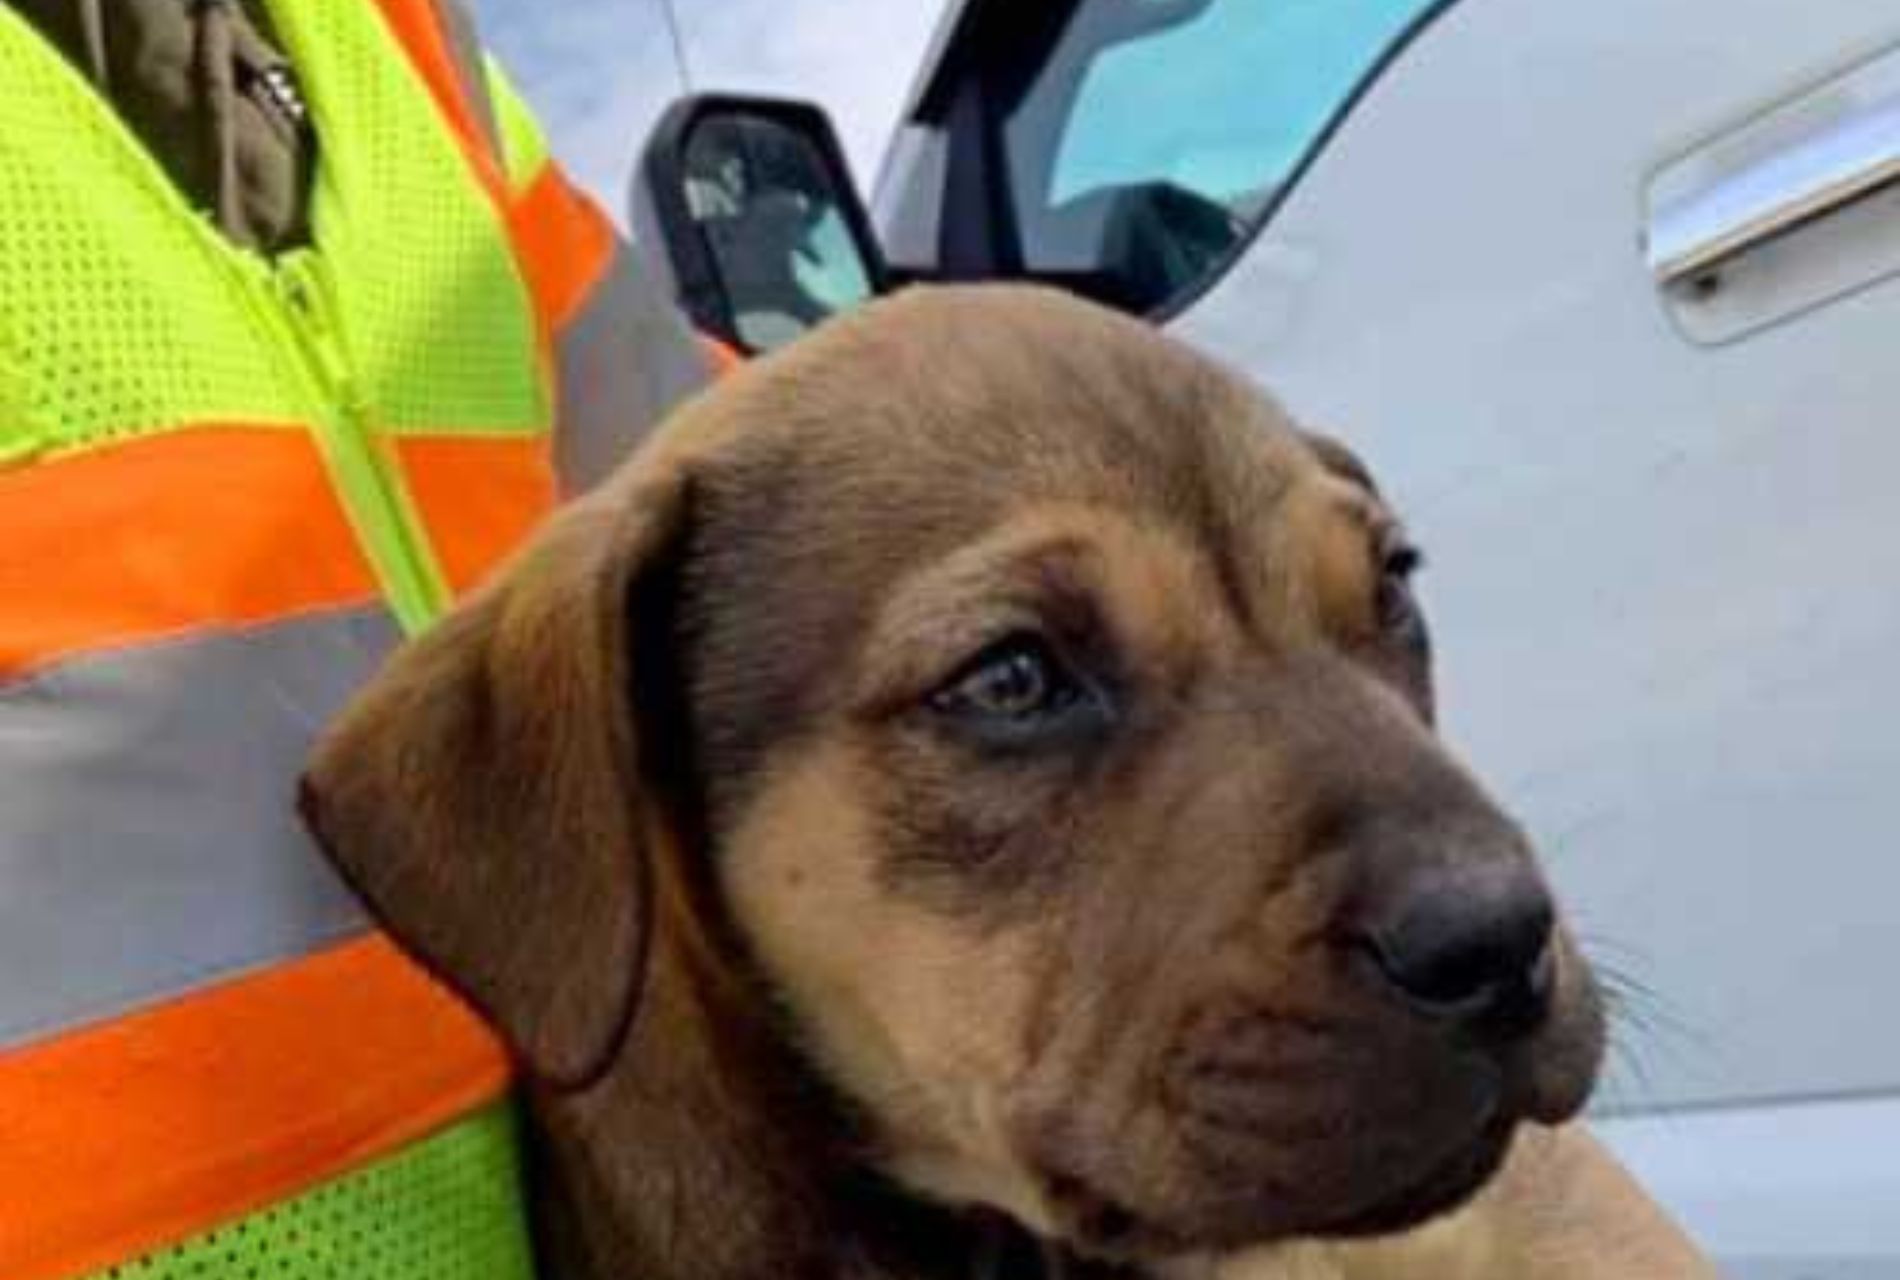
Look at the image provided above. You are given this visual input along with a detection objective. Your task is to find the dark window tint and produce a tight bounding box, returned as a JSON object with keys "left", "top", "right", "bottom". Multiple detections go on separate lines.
{"left": 998, "top": 0, "right": 1442, "bottom": 313}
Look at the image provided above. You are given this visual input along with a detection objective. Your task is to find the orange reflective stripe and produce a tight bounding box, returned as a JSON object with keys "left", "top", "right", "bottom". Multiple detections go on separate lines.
{"left": 510, "top": 161, "right": 617, "bottom": 336}
{"left": 395, "top": 434, "right": 559, "bottom": 595}
{"left": 0, "top": 428, "right": 380, "bottom": 679}
{"left": 370, "top": 0, "right": 508, "bottom": 204}
{"left": 370, "top": 0, "right": 612, "bottom": 344}
{"left": 0, "top": 936, "right": 510, "bottom": 1280}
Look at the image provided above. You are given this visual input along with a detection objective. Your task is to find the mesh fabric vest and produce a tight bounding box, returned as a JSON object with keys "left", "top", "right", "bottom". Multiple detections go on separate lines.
{"left": 0, "top": 2, "right": 709, "bottom": 1275}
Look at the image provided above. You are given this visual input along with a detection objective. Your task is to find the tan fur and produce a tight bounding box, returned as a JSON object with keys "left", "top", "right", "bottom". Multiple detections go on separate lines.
{"left": 302, "top": 284, "right": 1708, "bottom": 1279}
{"left": 723, "top": 743, "right": 1058, "bottom": 1233}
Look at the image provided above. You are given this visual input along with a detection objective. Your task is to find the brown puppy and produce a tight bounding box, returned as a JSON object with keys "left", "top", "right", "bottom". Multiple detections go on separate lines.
{"left": 302, "top": 285, "right": 1689, "bottom": 1279}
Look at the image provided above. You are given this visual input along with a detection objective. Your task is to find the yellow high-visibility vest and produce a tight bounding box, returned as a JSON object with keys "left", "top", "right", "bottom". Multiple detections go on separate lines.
{"left": 0, "top": 2, "right": 709, "bottom": 1275}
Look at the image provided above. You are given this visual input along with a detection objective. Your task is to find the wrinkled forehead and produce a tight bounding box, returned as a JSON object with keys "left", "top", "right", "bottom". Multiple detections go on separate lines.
{"left": 672, "top": 287, "right": 1381, "bottom": 802}
{"left": 694, "top": 286, "right": 1336, "bottom": 546}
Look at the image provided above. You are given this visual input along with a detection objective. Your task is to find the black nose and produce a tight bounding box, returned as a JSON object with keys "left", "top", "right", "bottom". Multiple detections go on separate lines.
{"left": 1357, "top": 864, "right": 1556, "bottom": 1035}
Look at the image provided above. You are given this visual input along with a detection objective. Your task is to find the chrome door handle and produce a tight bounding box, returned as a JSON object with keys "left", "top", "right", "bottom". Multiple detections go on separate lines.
{"left": 1646, "top": 91, "right": 1900, "bottom": 285}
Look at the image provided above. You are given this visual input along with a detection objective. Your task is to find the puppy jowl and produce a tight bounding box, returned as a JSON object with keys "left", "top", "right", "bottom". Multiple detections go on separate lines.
{"left": 306, "top": 286, "right": 1619, "bottom": 1279}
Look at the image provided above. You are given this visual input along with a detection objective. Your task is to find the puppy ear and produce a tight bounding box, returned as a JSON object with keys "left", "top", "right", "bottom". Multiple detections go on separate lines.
{"left": 301, "top": 469, "right": 688, "bottom": 1088}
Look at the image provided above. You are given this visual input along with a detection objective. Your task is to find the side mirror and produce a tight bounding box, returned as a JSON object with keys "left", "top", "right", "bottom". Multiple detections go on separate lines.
{"left": 635, "top": 95, "right": 888, "bottom": 356}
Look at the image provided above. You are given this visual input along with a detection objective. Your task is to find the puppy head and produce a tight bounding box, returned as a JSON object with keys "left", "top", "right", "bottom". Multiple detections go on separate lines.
{"left": 303, "top": 285, "right": 1603, "bottom": 1264}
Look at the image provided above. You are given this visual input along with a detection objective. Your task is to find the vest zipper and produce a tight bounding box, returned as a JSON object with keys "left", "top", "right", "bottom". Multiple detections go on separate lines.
{"left": 265, "top": 250, "right": 448, "bottom": 635}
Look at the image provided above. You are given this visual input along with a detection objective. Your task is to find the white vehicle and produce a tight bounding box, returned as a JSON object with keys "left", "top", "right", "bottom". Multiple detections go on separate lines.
{"left": 635, "top": 3, "right": 1900, "bottom": 1272}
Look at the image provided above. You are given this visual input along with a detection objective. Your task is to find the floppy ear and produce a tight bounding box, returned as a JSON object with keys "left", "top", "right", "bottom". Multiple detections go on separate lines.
{"left": 300, "top": 468, "right": 688, "bottom": 1088}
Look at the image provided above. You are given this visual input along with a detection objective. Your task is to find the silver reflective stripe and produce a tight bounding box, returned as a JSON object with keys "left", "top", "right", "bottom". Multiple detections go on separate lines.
{"left": 0, "top": 608, "right": 398, "bottom": 1050}
{"left": 555, "top": 241, "right": 713, "bottom": 495}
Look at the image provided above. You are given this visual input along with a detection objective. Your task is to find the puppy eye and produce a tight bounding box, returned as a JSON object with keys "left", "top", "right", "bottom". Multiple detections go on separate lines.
{"left": 932, "top": 634, "right": 1078, "bottom": 720}
{"left": 927, "top": 633, "right": 1106, "bottom": 751}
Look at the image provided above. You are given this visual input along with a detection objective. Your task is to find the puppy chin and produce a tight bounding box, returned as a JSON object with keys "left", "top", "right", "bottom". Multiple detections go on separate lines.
{"left": 1024, "top": 1116, "right": 1519, "bottom": 1264}
{"left": 1304, "top": 1116, "right": 1519, "bottom": 1240}
{"left": 1013, "top": 1028, "right": 1604, "bottom": 1263}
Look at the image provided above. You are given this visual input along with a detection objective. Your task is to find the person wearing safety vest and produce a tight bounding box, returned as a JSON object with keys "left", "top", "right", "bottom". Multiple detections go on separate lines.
{"left": 0, "top": 2, "right": 711, "bottom": 1276}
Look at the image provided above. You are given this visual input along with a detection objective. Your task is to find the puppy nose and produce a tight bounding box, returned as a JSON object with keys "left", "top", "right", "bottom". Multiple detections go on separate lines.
{"left": 1357, "top": 865, "right": 1556, "bottom": 1035}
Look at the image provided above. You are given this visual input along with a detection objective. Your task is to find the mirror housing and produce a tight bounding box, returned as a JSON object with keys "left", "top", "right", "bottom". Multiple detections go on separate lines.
{"left": 635, "top": 95, "right": 888, "bottom": 355}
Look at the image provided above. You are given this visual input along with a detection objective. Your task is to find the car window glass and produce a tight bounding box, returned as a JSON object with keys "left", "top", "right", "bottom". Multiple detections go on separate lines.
{"left": 1001, "top": 0, "right": 1439, "bottom": 313}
